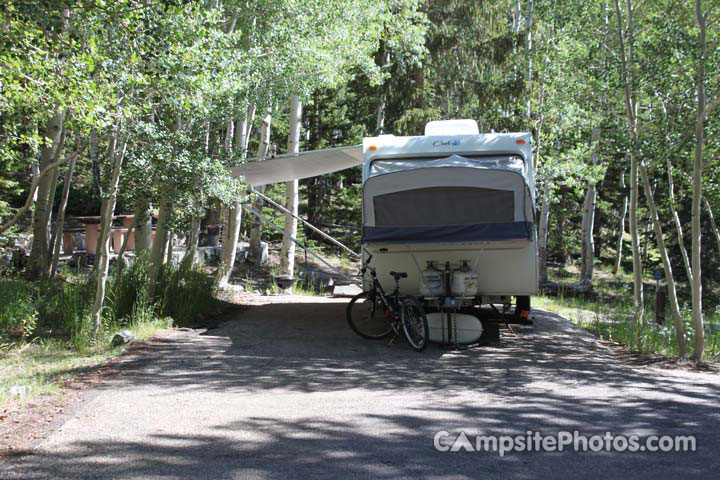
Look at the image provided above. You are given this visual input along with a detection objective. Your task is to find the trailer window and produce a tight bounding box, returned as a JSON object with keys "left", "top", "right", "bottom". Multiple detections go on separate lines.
{"left": 373, "top": 186, "right": 514, "bottom": 227}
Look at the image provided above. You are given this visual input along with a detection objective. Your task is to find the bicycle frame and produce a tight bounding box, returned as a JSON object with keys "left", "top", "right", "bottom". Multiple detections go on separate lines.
{"left": 361, "top": 258, "right": 402, "bottom": 326}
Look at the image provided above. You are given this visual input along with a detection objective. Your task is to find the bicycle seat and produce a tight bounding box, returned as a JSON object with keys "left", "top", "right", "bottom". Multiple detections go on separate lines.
{"left": 390, "top": 271, "right": 408, "bottom": 281}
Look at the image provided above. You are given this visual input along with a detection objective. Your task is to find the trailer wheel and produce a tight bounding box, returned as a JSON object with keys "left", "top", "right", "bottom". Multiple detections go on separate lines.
{"left": 515, "top": 296, "right": 531, "bottom": 321}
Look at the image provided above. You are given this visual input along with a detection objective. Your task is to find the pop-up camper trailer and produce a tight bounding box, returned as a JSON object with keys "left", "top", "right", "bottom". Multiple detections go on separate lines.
{"left": 232, "top": 119, "right": 538, "bottom": 344}
{"left": 361, "top": 120, "right": 537, "bottom": 297}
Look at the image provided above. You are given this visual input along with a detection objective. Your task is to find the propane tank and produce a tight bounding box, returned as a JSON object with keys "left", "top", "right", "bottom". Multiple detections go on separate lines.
{"left": 451, "top": 261, "right": 478, "bottom": 297}
{"left": 419, "top": 261, "right": 444, "bottom": 297}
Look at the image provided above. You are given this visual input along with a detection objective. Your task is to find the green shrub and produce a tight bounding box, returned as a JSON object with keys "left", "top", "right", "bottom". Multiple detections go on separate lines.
{"left": 157, "top": 262, "right": 216, "bottom": 326}
{"left": 36, "top": 278, "right": 95, "bottom": 341}
{"left": 106, "top": 253, "right": 151, "bottom": 325}
{"left": 0, "top": 279, "right": 38, "bottom": 341}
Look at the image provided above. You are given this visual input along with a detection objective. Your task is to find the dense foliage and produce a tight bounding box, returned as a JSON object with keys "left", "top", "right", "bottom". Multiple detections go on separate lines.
{"left": 0, "top": 0, "right": 718, "bottom": 361}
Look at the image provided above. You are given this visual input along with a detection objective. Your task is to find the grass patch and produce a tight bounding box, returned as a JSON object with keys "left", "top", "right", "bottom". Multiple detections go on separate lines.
{"left": 0, "top": 316, "right": 170, "bottom": 407}
{"left": 536, "top": 294, "right": 720, "bottom": 360}
{"left": 0, "top": 257, "right": 216, "bottom": 407}
{"left": 539, "top": 264, "right": 720, "bottom": 361}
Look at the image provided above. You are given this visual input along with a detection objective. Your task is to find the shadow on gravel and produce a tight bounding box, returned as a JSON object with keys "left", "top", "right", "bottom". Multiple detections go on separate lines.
{"left": 4, "top": 302, "right": 719, "bottom": 479}
{"left": 94, "top": 303, "right": 720, "bottom": 401}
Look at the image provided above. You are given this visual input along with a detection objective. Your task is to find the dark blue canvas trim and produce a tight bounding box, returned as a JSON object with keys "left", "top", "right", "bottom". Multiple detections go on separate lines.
{"left": 362, "top": 222, "right": 533, "bottom": 244}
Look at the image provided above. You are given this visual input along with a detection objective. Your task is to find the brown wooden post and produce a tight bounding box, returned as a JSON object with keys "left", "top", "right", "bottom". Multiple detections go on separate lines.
{"left": 655, "top": 286, "right": 667, "bottom": 325}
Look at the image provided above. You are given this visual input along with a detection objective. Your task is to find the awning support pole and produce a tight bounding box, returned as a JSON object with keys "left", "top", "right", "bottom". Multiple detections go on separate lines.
{"left": 249, "top": 187, "right": 360, "bottom": 258}
{"left": 241, "top": 203, "right": 360, "bottom": 286}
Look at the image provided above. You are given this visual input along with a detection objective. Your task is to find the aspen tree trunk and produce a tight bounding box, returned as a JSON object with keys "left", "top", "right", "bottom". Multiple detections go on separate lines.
{"left": 690, "top": 0, "right": 707, "bottom": 362}
{"left": 249, "top": 111, "right": 272, "bottom": 262}
{"left": 533, "top": 55, "right": 548, "bottom": 283}
{"left": 93, "top": 129, "right": 120, "bottom": 275}
{"left": 613, "top": 166, "right": 628, "bottom": 275}
{"left": 182, "top": 120, "right": 214, "bottom": 267}
{"left": 614, "top": 0, "right": 644, "bottom": 323}
{"left": 49, "top": 151, "right": 78, "bottom": 276}
{"left": 579, "top": 126, "right": 600, "bottom": 287}
{"left": 149, "top": 115, "right": 183, "bottom": 297}
{"left": 375, "top": 50, "right": 390, "bottom": 134}
{"left": 524, "top": 0, "right": 534, "bottom": 123}
{"left": 116, "top": 220, "right": 134, "bottom": 267}
{"left": 183, "top": 114, "right": 215, "bottom": 267}
{"left": 182, "top": 217, "right": 201, "bottom": 267}
{"left": 133, "top": 198, "right": 153, "bottom": 254}
{"left": 703, "top": 197, "right": 720, "bottom": 258}
{"left": 537, "top": 181, "right": 551, "bottom": 284}
{"left": 148, "top": 195, "right": 171, "bottom": 299}
{"left": 28, "top": 109, "right": 64, "bottom": 279}
{"left": 666, "top": 156, "right": 692, "bottom": 281}
{"left": 630, "top": 153, "right": 644, "bottom": 323}
{"left": 241, "top": 103, "right": 256, "bottom": 154}
{"left": 45, "top": 166, "right": 61, "bottom": 262}
{"left": 512, "top": 0, "right": 521, "bottom": 34}
{"left": 280, "top": 96, "right": 302, "bottom": 280}
{"left": 639, "top": 161, "right": 687, "bottom": 357}
{"left": 215, "top": 202, "right": 242, "bottom": 286}
{"left": 30, "top": 159, "right": 39, "bottom": 229}
{"left": 165, "top": 232, "right": 175, "bottom": 265}
{"left": 91, "top": 129, "right": 128, "bottom": 338}
{"left": 216, "top": 103, "right": 255, "bottom": 286}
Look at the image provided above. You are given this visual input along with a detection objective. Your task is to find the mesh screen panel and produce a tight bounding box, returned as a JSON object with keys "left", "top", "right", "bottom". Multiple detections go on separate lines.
{"left": 373, "top": 186, "right": 514, "bottom": 226}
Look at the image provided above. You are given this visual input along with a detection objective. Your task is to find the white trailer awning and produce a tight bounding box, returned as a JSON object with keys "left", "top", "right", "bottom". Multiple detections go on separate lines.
{"left": 229, "top": 145, "right": 363, "bottom": 186}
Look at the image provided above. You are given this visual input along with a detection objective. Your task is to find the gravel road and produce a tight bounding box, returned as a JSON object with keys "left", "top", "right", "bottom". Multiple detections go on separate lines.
{"left": 2, "top": 295, "right": 719, "bottom": 479}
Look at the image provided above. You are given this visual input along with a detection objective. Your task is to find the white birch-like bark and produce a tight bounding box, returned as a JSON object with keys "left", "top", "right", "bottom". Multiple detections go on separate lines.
{"left": 182, "top": 216, "right": 201, "bottom": 266}
{"left": 537, "top": 182, "right": 551, "bottom": 284}
{"left": 639, "top": 160, "right": 687, "bottom": 357}
{"left": 579, "top": 126, "right": 600, "bottom": 287}
{"left": 215, "top": 201, "right": 242, "bottom": 286}
{"left": 45, "top": 166, "right": 61, "bottom": 264}
{"left": 703, "top": 197, "right": 720, "bottom": 258}
{"left": 91, "top": 130, "right": 128, "bottom": 338}
{"left": 116, "top": 220, "right": 135, "bottom": 267}
{"left": 49, "top": 151, "right": 78, "bottom": 276}
{"left": 690, "top": 0, "right": 707, "bottom": 362}
{"left": 375, "top": 50, "right": 390, "bottom": 134}
{"left": 524, "top": 0, "right": 534, "bottom": 123}
{"left": 148, "top": 194, "right": 170, "bottom": 299}
{"left": 248, "top": 110, "right": 272, "bottom": 262}
{"left": 28, "top": 109, "right": 64, "bottom": 278}
{"left": 133, "top": 199, "right": 153, "bottom": 254}
{"left": 614, "top": 0, "right": 644, "bottom": 323}
{"left": 666, "top": 155, "right": 692, "bottom": 281}
{"left": 30, "top": 159, "right": 39, "bottom": 228}
{"left": 280, "top": 96, "right": 302, "bottom": 279}
{"left": 165, "top": 231, "right": 175, "bottom": 265}
{"left": 215, "top": 102, "right": 256, "bottom": 286}
{"left": 613, "top": 166, "right": 628, "bottom": 275}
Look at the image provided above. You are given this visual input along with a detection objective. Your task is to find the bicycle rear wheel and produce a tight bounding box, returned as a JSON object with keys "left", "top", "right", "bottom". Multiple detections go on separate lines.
{"left": 400, "top": 297, "right": 429, "bottom": 351}
{"left": 347, "top": 291, "right": 393, "bottom": 340}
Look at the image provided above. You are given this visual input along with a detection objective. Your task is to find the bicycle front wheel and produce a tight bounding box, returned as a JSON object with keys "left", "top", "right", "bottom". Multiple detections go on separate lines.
{"left": 347, "top": 292, "right": 393, "bottom": 340}
{"left": 401, "top": 297, "right": 429, "bottom": 351}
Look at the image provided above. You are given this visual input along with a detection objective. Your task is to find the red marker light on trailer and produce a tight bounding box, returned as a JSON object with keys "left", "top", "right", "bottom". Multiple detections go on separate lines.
{"left": 516, "top": 139, "right": 526, "bottom": 144}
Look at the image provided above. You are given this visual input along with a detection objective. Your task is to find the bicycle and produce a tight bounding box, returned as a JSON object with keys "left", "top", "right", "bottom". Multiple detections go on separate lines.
{"left": 346, "top": 254, "right": 429, "bottom": 352}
